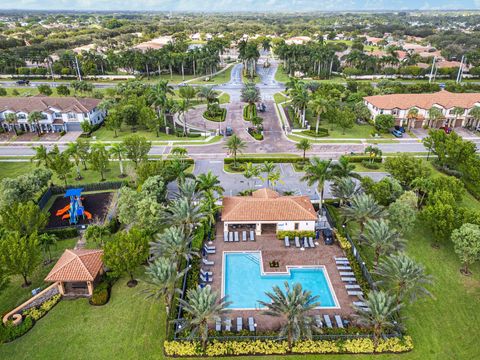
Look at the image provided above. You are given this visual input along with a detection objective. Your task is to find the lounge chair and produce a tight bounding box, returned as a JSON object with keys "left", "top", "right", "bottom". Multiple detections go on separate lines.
{"left": 242, "top": 231, "right": 247, "bottom": 241}
{"left": 334, "top": 315, "right": 344, "bottom": 328}
{"left": 347, "top": 291, "right": 364, "bottom": 297}
{"left": 204, "top": 246, "right": 215, "bottom": 254}
{"left": 335, "top": 260, "right": 350, "bottom": 264}
{"left": 345, "top": 284, "right": 361, "bottom": 290}
{"left": 224, "top": 231, "right": 228, "bottom": 242}
{"left": 215, "top": 317, "right": 221, "bottom": 331}
{"left": 200, "top": 269, "right": 213, "bottom": 277}
{"left": 200, "top": 273, "right": 213, "bottom": 283}
{"left": 248, "top": 317, "right": 255, "bottom": 332}
{"left": 202, "top": 258, "right": 214, "bottom": 266}
{"left": 236, "top": 317, "right": 243, "bottom": 331}
{"left": 339, "top": 271, "right": 354, "bottom": 276}
{"left": 337, "top": 266, "right": 352, "bottom": 270}
{"left": 250, "top": 231, "right": 255, "bottom": 241}
{"left": 229, "top": 232, "right": 234, "bottom": 242}
{"left": 341, "top": 277, "right": 356, "bottom": 282}
{"left": 205, "top": 244, "right": 216, "bottom": 250}
{"left": 284, "top": 236, "right": 290, "bottom": 247}
{"left": 335, "top": 257, "right": 348, "bottom": 261}
{"left": 234, "top": 232, "right": 239, "bottom": 242}
{"left": 303, "top": 237, "right": 309, "bottom": 248}
{"left": 225, "top": 317, "right": 232, "bottom": 331}
{"left": 323, "top": 314, "right": 333, "bottom": 328}
{"left": 353, "top": 301, "right": 367, "bottom": 308}
{"left": 315, "top": 315, "right": 323, "bottom": 328}
{"left": 295, "top": 237, "right": 301, "bottom": 248}
{"left": 308, "top": 237, "right": 315, "bottom": 248}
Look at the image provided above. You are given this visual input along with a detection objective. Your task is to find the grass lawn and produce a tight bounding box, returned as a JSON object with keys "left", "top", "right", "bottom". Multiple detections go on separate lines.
{"left": 274, "top": 65, "right": 290, "bottom": 83}
{"left": 273, "top": 92, "right": 288, "bottom": 104}
{"left": 324, "top": 124, "right": 394, "bottom": 139}
{"left": 288, "top": 134, "right": 363, "bottom": 144}
{"left": 352, "top": 162, "right": 386, "bottom": 172}
{"left": 189, "top": 64, "right": 235, "bottom": 85}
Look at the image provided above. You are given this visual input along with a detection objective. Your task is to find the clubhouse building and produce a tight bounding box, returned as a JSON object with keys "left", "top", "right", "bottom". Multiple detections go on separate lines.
{"left": 0, "top": 97, "right": 105, "bottom": 133}
{"left": 364, "top": 90, "right": 480, "bottom": 129}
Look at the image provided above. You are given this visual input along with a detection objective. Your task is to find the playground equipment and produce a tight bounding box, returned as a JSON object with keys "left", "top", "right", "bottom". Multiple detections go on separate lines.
{"left": 55, "top": 188, "right": 92, "bottom": 225}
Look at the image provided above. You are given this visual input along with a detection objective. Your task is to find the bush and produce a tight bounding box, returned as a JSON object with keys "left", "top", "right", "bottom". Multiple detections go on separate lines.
{"left": 0, "top": 87, "right": 7, "bottom": 96}
{"left": 40, "top": 294, "right": 61, "bottom": 312}
{"left": 334, "top": 229, "right": 351, "bottom": 250}
{"left": 342, "top": 155, "right": 382, "bottom": 163}
{"left": 23, "top": 307, "right": 45, "bottom": 321}
{"left": 90, "top": 283, "right": 110, "bottom": 306}
{"left": 42, "top": 227, "right": 79, "bottom": 239}
{"left": 361, "top": 160, "right": 381, "bottom": 169}
{"left": 0, "top": 316, "right": 34, "bottom": 344}
{"left": 276, "top": 230, "right": 315, "bottom": 239}
{"left": 203, "top": 108, "right": 226, "bottom": 122}
{"left": 243, "top": 104, "right": 257, "bottom": 121}
{"left": 299, "top": 129, "right": 330, "bottom": 138}
{"left": 224, "top": 157, "right": 306, "bottom": 165}
{"left": 106, "top": 217, "right": 121, "bottom": 234}
{"left": 59, "top": 130, "right": 66, "bottom": 136}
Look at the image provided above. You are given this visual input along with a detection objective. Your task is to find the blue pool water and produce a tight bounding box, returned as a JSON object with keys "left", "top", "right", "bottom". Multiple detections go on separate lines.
{"left": 223, "top": 252, "right": 337, "bottom": 309}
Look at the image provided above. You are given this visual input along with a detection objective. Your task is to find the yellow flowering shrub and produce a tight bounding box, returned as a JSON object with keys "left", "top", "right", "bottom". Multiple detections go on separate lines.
{"left": 376, "top": 336, "right": 414, "bottom": 353}
{"left": 164, "top": 340, "right": 201, "bottom": 356}
{"left": 205, "top": 340, "right": 289, "bottom": 356}
{"left": 342, "top": 338, "right": 375, "bottom": 353}
{"left": 334, "top": 229, "right": 351, "bottom": 250}
{"left": 292, "top": 339, "right": 340, "bottom": 353}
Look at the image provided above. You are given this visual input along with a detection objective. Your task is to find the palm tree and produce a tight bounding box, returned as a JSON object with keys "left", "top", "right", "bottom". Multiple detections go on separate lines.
{"left": 196, "top": 171, "right": 224, "bottom": 197}
{"left": 178, "top": 286, "right": 231, "bottom": 350}
{"left": 174, "top": 99, "right": 194, "bottom": 136}
{"left": 331, "top": 177, "right": 359, "bottom": 206}
{"left": 224, "top": 135, "right": 246, "bottom": 168}
{"left": 468, "top": 106, "right": 480, "bottom": 128}
{"left": 175, "top": 178, "right": 202, "bottom": 202}
{"left": 301, "top": 157, "right": 332, "bottom": 203}
{"left": 353, "top": 290, "right": 402, "bottom": 349}
{"left": 144, "top": 257, "right": 186, "bottom": 317}
{"left": 452, "top": 106, "right": 465, "bottom": 127}
{"left": 259, "top": 282, "right": 320, "bottom": 350}
{"left": 329, "top": 156, "right": 361, "bottom": 180}
{"left": 243, "top": 162, "right": 260, "bottom": 189}
{"left": 4, "top": 113, "right": 18, "bottom": 135}
{"left": 150, "top": 226, "right": 198, "bottom": 264}
{"left": 31, "top": 144, "right": 50, "bottom": 168}
{"left": 109, "top": 143, "right": 127, "bottom": 177}
{"left": 361, "top": 219, "right": 405, "bottom": 268}
{"left": 28, "top": 111, "right": 43, "bottom": 135}
{"left": 148, "top": 80, "right": 174, "bottom": 129}
{"left": 65, "top": 142, "right": 82, "bottom": 180}
{"left": 428, "top": 107, "right": 443, "bottom": 128}
{"left": 310, "top": 95, "right": 329, "bottom": 134}
{"left": 296, "top": 138, "right": 312, "bottom": 164}
{"left": 260, "top": 161, "right": 277, "bottom": 188}
{"left": 407, "top": 108, "right": 419, "bottom": 129}
{"left": 38, "top": 233, "right": 57, "bottom": 264}
{"left": 179, "top": 85, "right": 197, "bottom": 108}
{"left": 168, "top": 197, "right": 206, "bottom": 236}
{"left": 267, "top": 170, "right": 283, "bottom": 190}
{"left": 375, "top": 253, "right": 433, "bottom": 305}
{"left": 341, "top": 194, "right": 384, "bottom": 236}
{"left": 289, "top": 83, "right": 310, "bottom": 127}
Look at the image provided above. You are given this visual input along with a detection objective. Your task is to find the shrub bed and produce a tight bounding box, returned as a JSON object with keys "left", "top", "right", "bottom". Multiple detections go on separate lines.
{"left": 247, "top": 127, "right": 263, "bottom": 141}
{"left": 299, "top": 129, "right": 329, "bottom": 138}
{"left": 243, "top": 104, "right": 257, "bottom": 121}
{"left": 90, "top": 282, "right": 110, "bottom": 306}
{"left": 343, "top": 155, "right": 382, "bottom": 163}
{"left": 276, "top": 230, "right": 316, "bottom": 239}
{"left": 361, "top": 160, "right": 381, "bottom": 169}
{"left": 164, "top": 336, "right": 413, "bottom": 356}
{"left": 224, "top": 157, "right": 307, "bottom": 165}
{"left": 42, "top": 227, "right": 79, "bottom": 239}
{"left": 203, "top": 108, "right": 226, "bottom": 122}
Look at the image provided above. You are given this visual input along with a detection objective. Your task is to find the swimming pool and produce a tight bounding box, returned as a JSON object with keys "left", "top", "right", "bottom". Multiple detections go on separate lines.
{"left": 222, "top": 252, "right": 339, "bottom": 310}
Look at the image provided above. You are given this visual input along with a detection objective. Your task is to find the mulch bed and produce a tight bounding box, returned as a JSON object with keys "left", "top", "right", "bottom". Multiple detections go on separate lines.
{"left": 46, "top": 192, "right": 113, "bottom": 229}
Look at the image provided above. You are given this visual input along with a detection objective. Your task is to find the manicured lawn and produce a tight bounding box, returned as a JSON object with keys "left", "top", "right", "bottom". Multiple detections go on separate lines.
{"left": 0, "top": 238, "right": 78, "bottom": 316}
{"left": 324, "top": 124, "right": 394, "bottom": 139}
{"left": 274, "top": 65, "right": 290, "bottom": 83}
{"left": 189, "top": 63, "right": 235, "bottom": 85}
{"left": 92, "top": 127, "right": 182, "bottom": 141}
{"left": 273, "top": 92, "right": 288, "bottom": 104}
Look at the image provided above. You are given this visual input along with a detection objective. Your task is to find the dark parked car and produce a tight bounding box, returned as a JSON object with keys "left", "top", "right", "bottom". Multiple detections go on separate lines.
{"left": 225, "top": 126, "right": 233, "bottom": 136}
{"left": 391, "top": 129, "right": 403, "bottom": 138}
{"left": 323, "top": 228, "right": 334, "bottom": 245}
{"left": 15, "top": 80, "right": 30, "bottom": 85}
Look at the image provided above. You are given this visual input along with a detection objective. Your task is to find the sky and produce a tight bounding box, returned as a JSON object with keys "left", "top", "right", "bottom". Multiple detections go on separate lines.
{"left": 0, "top": 0, "right": 479, "bottom": 12}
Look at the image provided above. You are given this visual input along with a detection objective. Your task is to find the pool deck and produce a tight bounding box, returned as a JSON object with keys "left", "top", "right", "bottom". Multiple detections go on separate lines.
{"left": 203, "top": 222, "right": 358, "bottom": 331}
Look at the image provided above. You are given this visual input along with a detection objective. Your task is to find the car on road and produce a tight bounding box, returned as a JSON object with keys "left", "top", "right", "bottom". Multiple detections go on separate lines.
{"left": 225, "top": 126, "right": 233, "bottom": 136}
{"left": 15, "top": 80, "right": 30, "bottom": 85}
{"left": 391, "top": 129, "right": 403, "bottom": 138}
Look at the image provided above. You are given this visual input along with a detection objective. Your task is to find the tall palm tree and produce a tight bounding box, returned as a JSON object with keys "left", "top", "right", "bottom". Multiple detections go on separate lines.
{"left": 341, "top": 194, "right": 384, "bottom": 236}
{"left": 289, "top": 83, "right": 310, "bottom": 127}
{"left": 331, "top": 176, "right": 359, "bottom": 206}
{"left": 224, "top": 135, "right": 246, "bottom": 168}
{"left": 4, "top": 113, "right": 18, "bottom": 135}
{"left": 31, "top": 144, "right": 50, "bottom": 168}
{"left": 452, "top": 106, "right": 465, "bottom": 127}
{"left": 375, "top": 253, "right": 433, "bottom": 305}
{"left": 196, "top": 171, "right": 224, "bottom": 197}
{"left": 178, "top": 286, "right": 231, "bottom": 350}
{"left": 259, "top": 282, "right": 320, "bottom": 350}
{"left": 109, "top": 143, "right": 127, "bottom": 177}
{"left": 143, "top": 257, "right": 186, "bottom": 317}
{"left": 260, "top": 161, "right": 277, "bottom": 188}
{"left": 38, "top": 233, "right": 57, "bottom": 264}
{"left": 468, "top": 106, "right": 480, "bottom": 128}
{"left": 428, "top": 107, "right": 443, "bottom": 128}
{"left": 243, "top": 162, "right": 260, "bottom": 189}
{"left": 168, "top": 197, "right": 206, "bottom": 236}
{"left": 329, "top": 156, "right": 361, "bottom": 180}
{"left": 28, "top": 111, "right": 43, "bottom": 135}
{"left": 148, "top": 80, "right": 174, "bottom": 129}
{"left": 150, "top": 226, "right": 198, "bottom": 264}
{"left": 353, "top": 290, "right": 402, "bottom": 350}
{"left": 361, "top": 219, "right": 405, "bottom": 268}
{"left": 295, "top": 138, "right": 312, "bottom": 164}
{"left": 301, "top": 157, "right": 332, "bottom": 203}
{"left": 65, "top": 142, "right": 82, "bottom": 180}
{"left": 309, "top": 95, "right": 329, "bottom": 134}
{"left": 175, "top": 99, "right": 194, "bottom": 136}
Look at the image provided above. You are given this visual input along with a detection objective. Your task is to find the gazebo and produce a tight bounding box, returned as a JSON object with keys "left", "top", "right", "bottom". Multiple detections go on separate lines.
{"left": 45, "top": 249, "right": 104, "bottom": 297}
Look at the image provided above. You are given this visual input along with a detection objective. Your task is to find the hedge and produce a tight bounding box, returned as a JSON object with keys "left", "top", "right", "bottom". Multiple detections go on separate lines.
{"left": 243, "top": 104, "right": 257, "bottom": 121}
{"left": 276, "top": 230, "right": 316, "bottom": 239}
{"left": 42, "top": 227, "right": 79, "bottom": 239}
{"left": 203, "top": 108, "right": 226, "bottom": 122}
{"left": 164, "top": 336, "right": 413, "bottom": 356}
{"left": 300, "top": 129, "right": 330, "bottom": 138}
{"left": 361, "top": 160, "right": 381, "bottom": 169}
{"left": 224, "top": 157, "right": 307, "bottom": 165}
{"left": 342, "top": 155, "right": 383, "bottom": 163}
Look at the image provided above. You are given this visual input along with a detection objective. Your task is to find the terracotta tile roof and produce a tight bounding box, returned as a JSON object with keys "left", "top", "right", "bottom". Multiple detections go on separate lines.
{"left": 45, "top": 249, "right": 103, "bottom": 282}
{"left": 0, "top": 97, "right": 101, "bottom": 114}
{"left": 222, "top": 189, "right": 317, "bottom": 222}
{"left": 364, "top": 90, "right": 480, "bottom": 110}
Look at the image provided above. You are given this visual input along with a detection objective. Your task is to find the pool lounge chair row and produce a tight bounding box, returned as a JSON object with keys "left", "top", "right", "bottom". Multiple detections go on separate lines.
{"left": 285, "top": 236, "right": 316, "bottom": 248}
{"left": 314, "top": 314, "right": 347, "bottom": 329}
{"left": 214, "top": 317, "right": 256, "bottom": 332}
{"left": 224, "top": 231, "right": 255, "bottom": 242}
{"left": 335, "top": 256, "right": 365, "bottom": 298}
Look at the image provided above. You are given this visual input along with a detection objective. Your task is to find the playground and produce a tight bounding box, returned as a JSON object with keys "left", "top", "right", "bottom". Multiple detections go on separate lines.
{"left": 46, "top": 190, "right": 114, "bottom": 229}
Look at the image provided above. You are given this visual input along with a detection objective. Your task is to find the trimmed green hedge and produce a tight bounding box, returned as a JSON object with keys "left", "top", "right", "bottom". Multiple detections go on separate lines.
{"left": 299, "top": 129, "right": 329, "bottom": 138}
{"left": 361, "top": 160, "right": 381, "bottom": 169}
{"left": 224, "top": 157, "right": 307, "bottom": 164}
{"left": 42, "top": 227, "right": 79, "bottom": 239}
{"left": 243, "top": 104, "right": 257, "bottom": 121}
{"left": 203, "top": 108, "right": 226, "bottom": 122}
{"left": 343, "top": 155, "right": 383, "bottom": 163}
{"left": 276, "top": 230, "right": 316, "bottom": 239}
{"left": 0, "top": 316, "right": 34, "bottom": 344}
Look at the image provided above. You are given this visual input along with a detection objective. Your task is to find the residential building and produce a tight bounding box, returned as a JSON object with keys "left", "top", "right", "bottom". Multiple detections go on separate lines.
{"left": 0, "top": 97, "right": 105, "bottom": 133}
{"left": 221, "top": 188, "right": 317, "bottom": 235}
{"left": 364, "top": 90, "right": 480, "bottom": 129}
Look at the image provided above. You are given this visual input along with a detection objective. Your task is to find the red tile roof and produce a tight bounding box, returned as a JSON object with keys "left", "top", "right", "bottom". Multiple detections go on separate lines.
{"left": 45, "top": 249, "right": 103, "bottom": 282}
{"left": 0, "top": 97, "right": 101, "bottom": 114}
{"left": 364, "top": 90, "right": 480, "bottom": 110}
{"left": 222, "top": 189, "right": 317, "bottom": 222}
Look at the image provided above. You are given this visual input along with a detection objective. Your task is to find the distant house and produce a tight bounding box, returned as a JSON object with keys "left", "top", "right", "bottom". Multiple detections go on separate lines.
{"left": 364, "top": 90, "right": 480, "bottom": 129}
{"left": 0, "top": 97, "right": 105, "bottom": 133}
{"left": 221, "top": 188, "right": 317, "bottom": 235}
{"left": 285, "top": 36, "right": 311, "bottom": 45}
{"left": 190, "top": 33, "right": 201, "bottom": 41}
{"left": 134, "top": 36, "right": 173, "bottom": 52}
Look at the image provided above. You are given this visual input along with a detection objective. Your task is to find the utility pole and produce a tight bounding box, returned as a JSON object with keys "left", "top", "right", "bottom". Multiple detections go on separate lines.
{"left": 428, "top": 56, "right": 436, "bottom": 83}
{"left": 456, "top": 55, "right": 465, "bottom": 84}
{"left": 74, "top": 56, "right": 82, "bottom": 81}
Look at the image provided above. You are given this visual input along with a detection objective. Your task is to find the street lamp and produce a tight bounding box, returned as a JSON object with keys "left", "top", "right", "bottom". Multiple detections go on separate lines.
{"left": 254, "top": 323, "right": 257, "bottom": 337}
